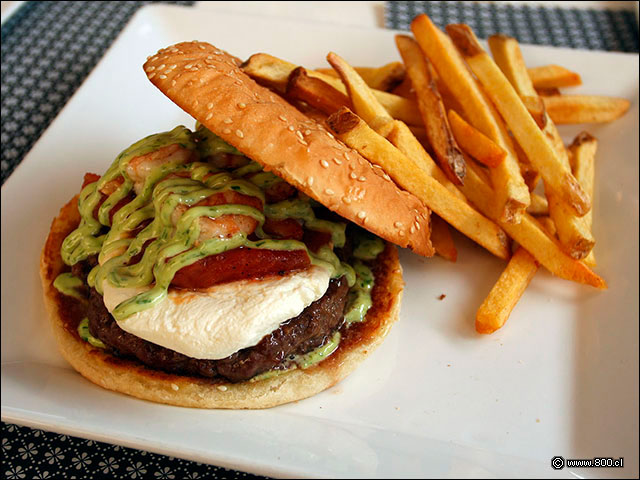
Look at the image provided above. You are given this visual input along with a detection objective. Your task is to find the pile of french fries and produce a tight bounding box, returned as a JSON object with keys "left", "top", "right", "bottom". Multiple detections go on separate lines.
{"left": 240, "top": 14, "right": 630, "bottom": 335}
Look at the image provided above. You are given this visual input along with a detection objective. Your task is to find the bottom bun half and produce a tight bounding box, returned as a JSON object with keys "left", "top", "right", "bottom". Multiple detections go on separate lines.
{"left": 40, "top": 196, "right": 405, "bottom": 409}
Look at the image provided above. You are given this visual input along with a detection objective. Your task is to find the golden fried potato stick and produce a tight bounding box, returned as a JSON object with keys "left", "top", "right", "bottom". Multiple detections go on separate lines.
{"left": 326, "top": 52, "right": 392, "bottom": 126}
{"left": 430, "top": 214, "right": 457, "bottom": 262}
{"left": 476, "top": 247, "right": 539, "bottom": 334}
{"left": 285, "top": 67, "right": 350, "bottom": 115}
{"left": 527, "top": 193, "right": 549, "bottom": 216}
{"left": 447, "top": 109, "right": 507, "bottom": 168}
{"left": 569, "top": 132, "right": 598, "bottom": 267}
{"left": 384, "top": 120, "right": 470, "bottom": 203}
{"left": 411, "top": 14, "right": 530, "bottom": 224}
{"left": 395, "top": 34, "right": 467, "bottom": 185}
{"left": 327, "top": 108, "right": 511, "bottom": 260}
{"left": 527, "top": 64, "right": 582, "bottom": 89}
{"left": 315, "top": 62, "right": 406, "bottom": 91}
{"left": 541, "top": 95, "right": 631, "bottom": 124}
{"left": 241, "top": 53, "right": 423, "bottom": 125}
{"left": 488, "top": 33, "right": 595, "bottom": 259}
{"left": 448, "top": 25, "right": 591, "bottom": 217}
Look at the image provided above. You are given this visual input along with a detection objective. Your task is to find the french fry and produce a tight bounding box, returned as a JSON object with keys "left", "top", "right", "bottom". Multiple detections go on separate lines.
{"left": 411, "top": 14, "right": 530, "bottom": 224}
{"left": 535, "top": 87, "right": 561, "bottom": 97}
{"left": 527, "top": 193, "right": 549, "bottom": 216}
{"left": 447, "top": 109, "right": 507, "bottom": 168}
{"left": 430, "top": 214, "right": 457, "bottom": 262}
{"left": 315, "top": 62, "right": 406, "bottom": 91}
{"left": 488, "top": 33, "right": 595, "bottom": 259}
{"left": 285, "top": 67, "right": 350, "bottom": 115}
{"left": 541, "top": 95, "right": 631, "bottom": 124}
{"left": 395, "top": 34, "right": 466, "bottom": 185}
{"left": 391, "top": 75, "right": 416, "bottom": 99}
{"left": 384, "top": 120, "right": 470, "bottom": 203}
{"left": 448, "top": 24, "right": 591, "bottom": 217}
{"left": 327, "top": 107, "right": 511, "bottom": 260}
{"left": 537, "top": 216, "right": 557, "bottom": 237}
{"left": 476, "top": 247, "right": 539, "bottom": 334}
{"left": 475, "top": 214, "right": 557, "bottom": 334}
{"left": 569, "top": 132, "right": 598, "bottom": 267}
{"left": 241, "top": 53, "right": 423, "bottom": 125}
{"left": 326, "top": 52, "right": 391, "bottom": 125}
{"left": 527, "top": 64, "right": 582, "bottom": 89}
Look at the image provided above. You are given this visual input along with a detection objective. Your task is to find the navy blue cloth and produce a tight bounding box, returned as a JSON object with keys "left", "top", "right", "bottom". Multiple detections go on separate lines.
{"left": 385, "top": 1, "right": 639, "bottom": 53}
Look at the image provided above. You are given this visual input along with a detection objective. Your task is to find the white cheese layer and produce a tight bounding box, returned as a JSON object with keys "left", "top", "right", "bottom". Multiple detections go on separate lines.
{"left": 102, "top": 265, "right": 331, "bottom": 360}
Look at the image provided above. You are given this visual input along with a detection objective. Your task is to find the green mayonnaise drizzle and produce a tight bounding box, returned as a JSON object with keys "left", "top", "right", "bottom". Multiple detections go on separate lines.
{"left": 195, "top": 123, "right": 243, "bottom": 157}
{"left": 295, "top": 331, "right": 341, "bottom": 369}
{"left": 77, "top": 318, "right": 106, "bottom": 348}
{"left": 352, "top": 229, "right": 385, "bottom": 261}
{"left": 53, "top": 273, "right": 85, "bottom": 301}
{"left": 60, "top": 125, "right": 352, "bottom": 322}
{"left": 343, "top": 260, "right": 375, "bottom": 325}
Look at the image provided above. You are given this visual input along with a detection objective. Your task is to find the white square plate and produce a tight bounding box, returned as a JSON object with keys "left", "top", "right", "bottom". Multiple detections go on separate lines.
{"left": 2, "top": 4, "right": 638, "bottom": 478}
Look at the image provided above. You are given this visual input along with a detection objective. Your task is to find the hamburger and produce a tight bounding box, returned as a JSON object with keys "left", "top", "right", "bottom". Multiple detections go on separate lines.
{"left": 40, "top": 42, "right": 433, "bottom": 409}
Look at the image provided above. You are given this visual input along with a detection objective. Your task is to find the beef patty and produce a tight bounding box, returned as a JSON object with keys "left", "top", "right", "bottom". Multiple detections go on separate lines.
{"left": 84, "top": 274, "right": 349, "bottom": 383}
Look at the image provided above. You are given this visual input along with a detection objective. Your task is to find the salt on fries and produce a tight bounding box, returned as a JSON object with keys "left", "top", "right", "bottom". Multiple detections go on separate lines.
{"left": 241, "top": 12, "right": 624, "bottom": 334}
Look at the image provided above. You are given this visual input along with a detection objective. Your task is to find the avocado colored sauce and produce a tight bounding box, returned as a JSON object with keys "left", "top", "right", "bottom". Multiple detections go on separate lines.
{"left": 194, "top": 123, "right": 243, "bottom": 157}
{"left": 53, "top": 273, "right": 85, "bottom": 301}
{"left": 77, "top": 318, "right": 106, "bottom": 349}
{"left": 344, "top": 260, "right": 375, "bottom": 325}
{"left": 295, "top": 331, "right": 341, "bottom": 369}
{"left": 250, "top": 331, "right": 342, "bottom": 382}
{"left": 60, "top": 125, "right": 351, "bottom": 321}
{"left": 352, "top": 230, "right": 385, "bottom": 261}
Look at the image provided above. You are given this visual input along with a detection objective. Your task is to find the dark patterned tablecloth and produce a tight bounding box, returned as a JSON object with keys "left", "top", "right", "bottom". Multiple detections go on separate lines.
{"left": 2, "top": 1, "right": 638, "bottom": 479}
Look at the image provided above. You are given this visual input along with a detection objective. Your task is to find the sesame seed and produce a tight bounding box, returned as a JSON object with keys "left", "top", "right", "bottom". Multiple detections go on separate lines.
{"left": 171, "top": 80, "right": 176, "bottom": 86}
{"left": 236, "top": 129, "right": 244, "bottom": 138}
{"left": 350, "top": 172, "right": 357, "bottom": 179}
{"left": 415, "top": 221, "right": 421, "bottom": 231}
{"left": 198, "top": 44, "right": 206, "bottom": 50}
{"left": 288, "top": 125, "right": 295, "bottom": 132}
{"left": 164, "top": 69, "right": 172, "bottom": 74}
{"left": 145, "top": 66, "right": 155, "bottom": 72}
{"left": 358, "top": 176, "right": 366, "bottom": 182}
{"left": 342, "top": 196, "right": 352, "bottom": 204}
{"left": 326, "top": 132, "right": 335, "bottom": 139}
{"left": 205, "top": 112, "right": 213, "bottom": 120}
{"left": 279, "top": 115, "right": 287, "bottom": 122}
{"left": 157, "top": 64, "right": 165, "bottom": 70}
{"left": 304, "top": 129, "right": 312, "bottom": 136}
{"left": 158, "top": 74, "right": 167, "bottom": 79}
{"left": 171, "top": 383, "right": 179, "bottom": 391}
{"left": 343, "top": 152, "right": 350, "bottom": 160}
{"left": 321, "top": 160, "right": 329, "bottom": 168}
{"left": 296, "top": 131, "right": 304, "bottom": 140}
{"left": 217, "top": 385, "right": 228, "bottom": 391}
{"left": 395, "top": 221, "right": 404, "bottom": 228}
{"left": 383, "top": 173, "right": 391, "bottom": 181}
{"left": 185, "top": 63, "right": 193, "bottom": 69}
{"left": 298, "top": 139, "right": 308, "bottom": 146}
{"left": 207, "top": 102, "right": 214, "bottom": 109}
{"left": 223, "top": 118, "right": 233, "bottom": 124}
{"left": 207, "top": 55, "right": 213, "bottom": 59}
{"left": 307, "top": 176, "right": 314, "bottom": 186}
{"left": 148, "top": 72, "right": 156, "bottom": 79}
{"left": 223, "top": 128, "right": 231, "bottom": 134}
{"left": 325, "top": 188, "right": 335, "bottom": 195}
{"left": 398, "top": 231, "right": 405, "bottom": 237}
{"left": 332, "top": 157, "right": 342, "bottom": 165}
{"left": 357, "top": 211, "right": 366, "bottom": 219}
{"left": 410, "top": 225, "right": 416, "bottom": 234}
{"left": 238, "top": 102, "right": 246, "bottom": 109}
{"left": 192, "top": 100, "right": 199, "bottom": 107}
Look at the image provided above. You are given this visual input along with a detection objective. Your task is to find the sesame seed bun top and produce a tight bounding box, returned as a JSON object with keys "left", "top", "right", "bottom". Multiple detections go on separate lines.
{"left": 143, "top": 41, "right": 433, "bottom": 257}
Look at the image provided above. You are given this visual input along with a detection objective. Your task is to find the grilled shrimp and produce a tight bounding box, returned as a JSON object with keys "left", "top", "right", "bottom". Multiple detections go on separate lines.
{"left": 126, "top": 144, "right": 196, "bottom": 194}
{"left": 171, "top": 190, "right": 263, "bottom": 243}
